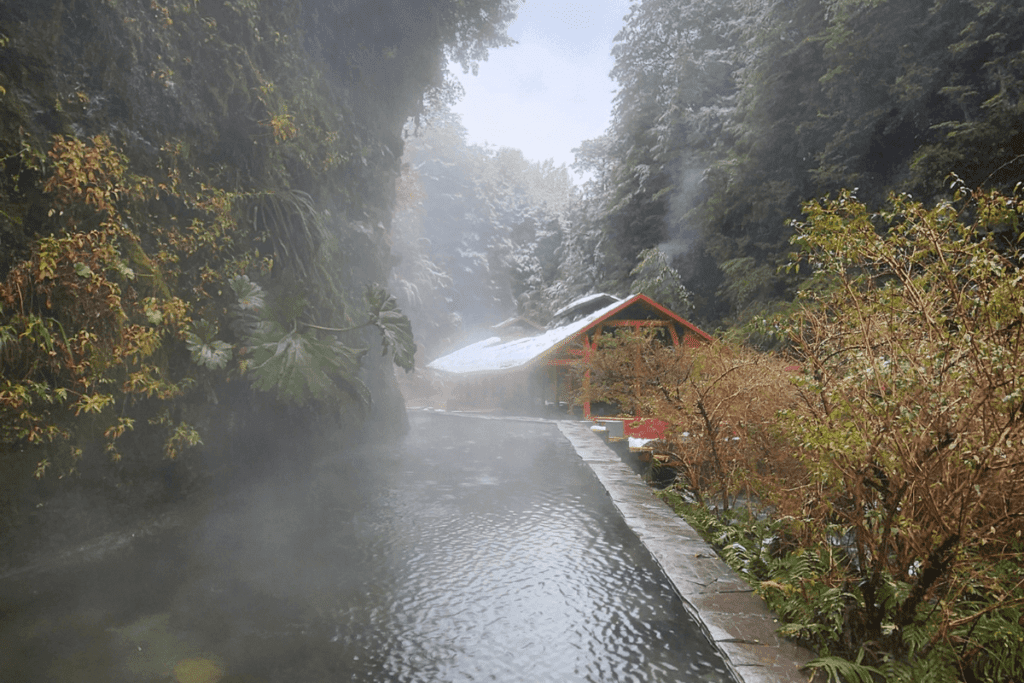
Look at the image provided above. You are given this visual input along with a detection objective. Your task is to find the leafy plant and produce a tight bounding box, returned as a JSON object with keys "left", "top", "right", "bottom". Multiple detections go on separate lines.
{"left": 247, "top": 189, "right": 326, "bottom": 280}
{"left": 228, "top": 275, "right": 266, "bottom": 341}
{"left": 185, "top": 320, "right": 233, "bottom": 370}
{"left": 804, "top": 651, "right": 881, "bottom": 683}
{"left": 242, "top": 318, "right": 363, "bottom": 407}
{"left": 226, "top": 277, "right": 416, "bottom": 408}
{"left": 0, "top": 0, "right": 514, "bottom": 496}
{"left": 584, "top": 331, "right": 802, "bottom": 513}
{"left": 603, "top": 185, "right": 1024, "bottom": 680}
{"left": 0, "top": 134, "right": 200, "bottom": 471}
{"left": 364, "top": 284, "right": 416, "bottom": 372}
{"left": 778, "top": 184, "right": 1024, "bottom": 676}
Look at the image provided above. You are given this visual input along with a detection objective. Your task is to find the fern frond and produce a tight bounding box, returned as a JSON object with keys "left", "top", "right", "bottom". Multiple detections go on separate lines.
{"left": 804, "top": 652, "right": 881, "bottom": 683}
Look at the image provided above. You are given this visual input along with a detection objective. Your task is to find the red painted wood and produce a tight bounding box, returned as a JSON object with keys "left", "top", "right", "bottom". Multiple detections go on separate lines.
{"left": 624, "top": 418, "right": 671, "bottom": 440}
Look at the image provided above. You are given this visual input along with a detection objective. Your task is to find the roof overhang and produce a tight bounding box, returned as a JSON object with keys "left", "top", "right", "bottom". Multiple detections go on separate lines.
{"left": 427, "top": 293, "right": 713, "bottom": 376}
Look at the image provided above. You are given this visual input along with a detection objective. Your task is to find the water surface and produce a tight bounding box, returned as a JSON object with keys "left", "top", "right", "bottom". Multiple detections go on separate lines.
{"left": 0, "top": 412, "right": 733, "bottom": 682}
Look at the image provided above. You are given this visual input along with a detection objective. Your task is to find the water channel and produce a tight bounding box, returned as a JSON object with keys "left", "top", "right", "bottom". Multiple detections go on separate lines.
{"left": 0, "top": 411, "right": 735, "bottom": 682}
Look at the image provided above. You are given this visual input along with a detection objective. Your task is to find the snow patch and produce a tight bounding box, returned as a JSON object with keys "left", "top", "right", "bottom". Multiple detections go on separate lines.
{"left": 427, "top": 296, "right": 627, "bottom": 375}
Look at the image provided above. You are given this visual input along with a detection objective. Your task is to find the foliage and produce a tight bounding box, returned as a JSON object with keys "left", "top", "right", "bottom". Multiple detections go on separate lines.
{"left": 804, "top": 652, "right": 882, "bottom": 683}
{"left": 563, "top": 0, "right": 753, "bottom": 322}
{"left": 246, "top": 189, "right": 326, "bottom": 281}
{"left": 392, "top": 109, "right": 577, "bottom": 356}
{"left": 185, "top": 320, "right": 233, "bottom": 370}
{"left": 301, "top": 0, "right": 518, "bottom": 126}
{"left": 0, "top": 133, "right": 212, "bottom": 472}
{"left": 587, "top": 185, "right": 1024, "bottom": 680}
{"left": 629, "top": 247, "right": 693, "bottom": 317}
{"left": 583, "top": 332, "right": 802, "bottom": 513}
{"left": 660, "top": 491, "right": 787, "bottom": 581}
{"left": 561, "top": 0, "right": 1024, "bottom": 330}
{"left": 224, "top": 277, "right": 413, "bottom": 408}
{"left": 777, "top": 185, "right": 1024, "bottom": 676}
{"left": 364, "top": 285, "right": 416, "bottom": 372}
{"left": 245, "top": 323, "right": 369, "bottom": 408}
{"left": 0, "top": 0, "right": 515, "bottom": 496}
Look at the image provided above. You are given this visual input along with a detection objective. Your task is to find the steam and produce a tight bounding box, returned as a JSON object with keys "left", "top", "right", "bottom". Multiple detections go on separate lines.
{"left": 658, "top": 161, "right": 707, "bottom": 260}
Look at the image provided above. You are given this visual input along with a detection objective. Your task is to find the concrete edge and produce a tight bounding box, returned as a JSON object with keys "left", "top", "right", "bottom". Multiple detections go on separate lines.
{"left": 556, "top": 419, "right": 818, "bottom": 683}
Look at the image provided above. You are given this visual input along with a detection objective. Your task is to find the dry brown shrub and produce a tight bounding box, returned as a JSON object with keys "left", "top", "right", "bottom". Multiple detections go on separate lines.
{"left": 584, "top": 332, "right": 806, "bottom": 514}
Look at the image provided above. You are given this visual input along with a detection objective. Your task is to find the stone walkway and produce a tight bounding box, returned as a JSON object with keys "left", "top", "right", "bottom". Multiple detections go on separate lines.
{"left": 557, "top": 420, "right": 820, "bottom": 683}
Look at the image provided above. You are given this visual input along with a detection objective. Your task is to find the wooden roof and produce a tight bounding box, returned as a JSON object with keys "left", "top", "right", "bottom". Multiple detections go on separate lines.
{"left": 427, "top": 294, "right": 712, "bottom": 376}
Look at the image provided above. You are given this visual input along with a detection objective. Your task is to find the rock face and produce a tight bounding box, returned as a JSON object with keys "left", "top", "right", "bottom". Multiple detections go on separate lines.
{"left": 0, "top": 0, "right": 512, "bottom": 497}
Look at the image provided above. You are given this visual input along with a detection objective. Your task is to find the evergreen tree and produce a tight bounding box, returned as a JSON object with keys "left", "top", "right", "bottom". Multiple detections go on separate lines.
{"left": 567, "top": 0, "right": 1024, "bottom": 330}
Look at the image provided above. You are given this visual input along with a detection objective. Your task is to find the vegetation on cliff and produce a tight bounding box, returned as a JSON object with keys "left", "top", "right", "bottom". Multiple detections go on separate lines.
{"left": 0, "top": 0, "right": 515, "bottom": 508}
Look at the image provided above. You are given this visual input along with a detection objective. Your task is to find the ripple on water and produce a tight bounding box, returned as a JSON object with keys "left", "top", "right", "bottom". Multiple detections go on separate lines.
{"left": 0, "top": 413, "right": 734, "bottom": 683}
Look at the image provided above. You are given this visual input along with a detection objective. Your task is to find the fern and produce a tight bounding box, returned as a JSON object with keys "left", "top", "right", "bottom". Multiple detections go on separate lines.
{"left": 878, "top": 644, "right": 959, "bottom": 683}
{"left": 667, "top": 497, "right": 782, "bottom": 581}
{"left": 953, "top": 605, "right": 1024, "bottom": 683}
{"left": 805, "top": 650, "right": 881, "bottom": 683}
{"left": 663, "top": 492, "right": 861, "bottom": 656}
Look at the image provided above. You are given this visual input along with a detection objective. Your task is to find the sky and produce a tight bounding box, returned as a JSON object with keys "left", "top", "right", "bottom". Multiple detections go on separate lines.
{"left": 449, "top": 0, "right": 633, "bottom": 176}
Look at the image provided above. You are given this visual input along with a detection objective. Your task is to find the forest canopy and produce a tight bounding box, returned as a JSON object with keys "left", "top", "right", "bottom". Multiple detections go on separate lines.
{"left": 559, "top": 0, "right": 1024, "bottom": 331}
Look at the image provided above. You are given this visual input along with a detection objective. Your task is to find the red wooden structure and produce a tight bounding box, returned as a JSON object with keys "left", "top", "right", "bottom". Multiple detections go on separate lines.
{"left": 428, "top": 294, "right": 713, "bottom": 429}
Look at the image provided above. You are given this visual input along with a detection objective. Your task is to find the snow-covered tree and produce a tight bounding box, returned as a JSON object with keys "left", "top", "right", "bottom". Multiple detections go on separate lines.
{"left": 391, "top": 108, "right": 577, "bottom": 356}
{"left": 629, "top": 247, "right": 693, "bottom": 316}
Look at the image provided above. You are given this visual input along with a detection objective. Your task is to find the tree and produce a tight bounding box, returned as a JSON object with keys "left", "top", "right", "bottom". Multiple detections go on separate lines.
{"left": 603, "top": 0, "right": 749, "bottom": 288}
{"left": 567, "top": 0, "right": 1024, "bottom": 330}
{"left": 393, "top": 109, "right": 577, "bottom": 355}
{"left": 628, "top": 247, "right": 693, "bottom": 316}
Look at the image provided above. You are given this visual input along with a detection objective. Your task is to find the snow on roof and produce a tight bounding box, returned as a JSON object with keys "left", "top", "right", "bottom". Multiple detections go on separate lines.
{"left": 427, "top": 293, "right": 714, "bottom": 376}
{"left": 491, "top": 316, "right": 544, "bottom": 333}
{"left": 427, "top": 296, "right": 627, "bottom": 375}
{"left": 552, "top": 293, "right": 621, "bottom": 321}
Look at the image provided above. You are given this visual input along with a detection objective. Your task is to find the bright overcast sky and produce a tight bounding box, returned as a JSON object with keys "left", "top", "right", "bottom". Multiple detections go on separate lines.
{"left": 449, "top": 0, "right": 632, "bottom": 175}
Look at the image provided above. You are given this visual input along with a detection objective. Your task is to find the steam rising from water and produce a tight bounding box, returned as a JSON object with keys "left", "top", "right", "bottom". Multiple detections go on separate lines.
{"left": 0, "top": 413, "right": 733, "bottom": 682}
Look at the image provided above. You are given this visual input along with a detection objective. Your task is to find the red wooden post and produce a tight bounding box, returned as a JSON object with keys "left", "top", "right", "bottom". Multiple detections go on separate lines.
{"left": 582, "top": 334, "right": 592, "bottom": 418}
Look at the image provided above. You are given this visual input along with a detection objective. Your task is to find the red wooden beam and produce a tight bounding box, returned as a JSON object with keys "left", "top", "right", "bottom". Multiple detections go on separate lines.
{"left": 605, "top": 319, "right": 671, "bottom": 327}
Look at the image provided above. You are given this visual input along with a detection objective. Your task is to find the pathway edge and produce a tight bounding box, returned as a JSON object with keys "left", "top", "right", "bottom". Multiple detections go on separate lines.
{"left": 556, "top": 419, "right": 817, "bottom": 683}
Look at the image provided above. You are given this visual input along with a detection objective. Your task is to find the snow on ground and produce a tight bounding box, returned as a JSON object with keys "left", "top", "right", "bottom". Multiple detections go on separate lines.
{"left": 628, "top": 437, "right": 655, "bottom": 451}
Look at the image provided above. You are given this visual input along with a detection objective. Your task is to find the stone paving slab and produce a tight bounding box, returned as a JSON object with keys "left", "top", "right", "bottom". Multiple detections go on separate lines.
{"left": 557, "top": 420, "right": 820, "bottom": 683}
